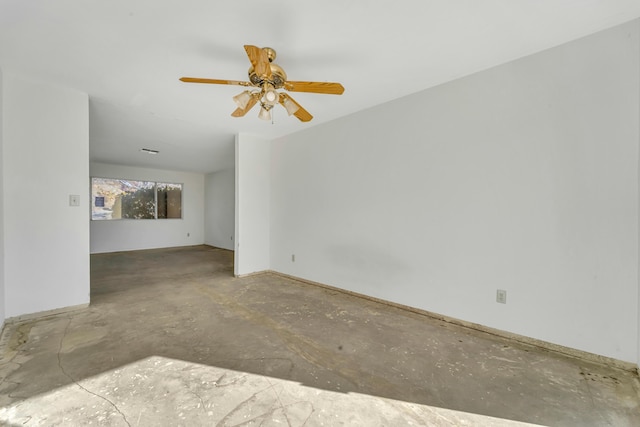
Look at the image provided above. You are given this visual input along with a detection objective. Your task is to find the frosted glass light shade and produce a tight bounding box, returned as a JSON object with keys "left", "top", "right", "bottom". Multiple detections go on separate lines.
{"left": 282, "top": 97, "right": 300, "bottom": 116}
{"left": 233, "top": 91, "right": 252, "bottom": 109}
{"left": 262, "top": 84, "right": 279, "bottom": 106}
{"left": 258, "top": 106, "right": 271, "bottom": 121}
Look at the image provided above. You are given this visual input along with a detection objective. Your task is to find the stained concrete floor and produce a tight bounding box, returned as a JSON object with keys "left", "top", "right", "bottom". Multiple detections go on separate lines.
{"left": 0, "top": 245, "right": 639, "bottom": 426}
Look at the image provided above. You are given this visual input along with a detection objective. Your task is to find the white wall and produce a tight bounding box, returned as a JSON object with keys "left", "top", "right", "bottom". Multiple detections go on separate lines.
{"left": 271, "top": 21, "right": 640, "bottom": 363}
{"left": 90, "top": 163, "right": 205, "bottom": 253}
{"left": 0, "top": 68, "right": 5, "bottom": 326}
{"left": 205, "top": 168, "right": 235, "bottom": 250}
{"left": 235, "top": 134, "right": 270, "bottom": 275}
{"left": 2, "top": 73, "right": 90, "bottom": 318}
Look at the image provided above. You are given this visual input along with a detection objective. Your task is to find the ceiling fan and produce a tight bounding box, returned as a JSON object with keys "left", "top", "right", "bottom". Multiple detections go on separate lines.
{"left": 180, "top": 45, "right": 344, "bottom": 122}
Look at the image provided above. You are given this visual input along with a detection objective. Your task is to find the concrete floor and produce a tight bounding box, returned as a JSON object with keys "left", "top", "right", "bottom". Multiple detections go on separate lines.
{"left": 0, "top": 245, "right": 639, "bottom": 426}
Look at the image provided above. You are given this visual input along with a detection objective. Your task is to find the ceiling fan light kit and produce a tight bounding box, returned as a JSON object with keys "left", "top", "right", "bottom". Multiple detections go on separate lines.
{"left": 180, "top": 45, "right": 344, "bottom": 122}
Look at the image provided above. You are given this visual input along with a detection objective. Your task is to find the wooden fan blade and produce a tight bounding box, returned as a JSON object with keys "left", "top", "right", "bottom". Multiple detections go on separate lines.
{"left": 284, "top": 81, "right": 344, "bottom": 95}
{"left": 244, "top": 45, "right": 271, "bottom": 79}
{"left": 279, "top": 93, "right": 313, "bottom": 122}
{"left": 180, "top": 77, "right": 252, "bottom": 87}
{"left": 231, "top": 95, "right": 259, "bottom": 117}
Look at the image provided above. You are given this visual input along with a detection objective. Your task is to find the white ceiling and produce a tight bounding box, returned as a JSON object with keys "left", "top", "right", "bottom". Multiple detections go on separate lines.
{"left": 1, "top": 1, "right": 640, "bottom": 174}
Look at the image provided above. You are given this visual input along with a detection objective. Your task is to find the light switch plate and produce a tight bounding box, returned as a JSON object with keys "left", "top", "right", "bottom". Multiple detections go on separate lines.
{"left": 69, "top": 195, "right": 80, "bottom": 206}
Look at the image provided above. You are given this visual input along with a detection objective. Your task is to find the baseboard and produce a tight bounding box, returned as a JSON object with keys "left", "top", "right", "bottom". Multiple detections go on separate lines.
{"left": 5, "top": 303, "right": 89, "bottom": 325}
{"left": 268, "top": 271, "right": 639, "bottom": 374}
{"left": 203, "top": 244, "right": 234, "bottom": 252}
{"left": 0, "top": 320, "right": 6, "bottom": 347}
{"left": 90, "top": 244, "right": 208, "bottom": 255}
{"left": 235, "top": 269, "right": 270, "bottom": 279}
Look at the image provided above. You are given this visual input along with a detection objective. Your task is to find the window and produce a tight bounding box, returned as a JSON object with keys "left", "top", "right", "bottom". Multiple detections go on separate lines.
{"left": 91, "top": 177, "right": 183, "bottom": 220}
{"left": 156, "top": 182, "right": 182, "bottom": 219}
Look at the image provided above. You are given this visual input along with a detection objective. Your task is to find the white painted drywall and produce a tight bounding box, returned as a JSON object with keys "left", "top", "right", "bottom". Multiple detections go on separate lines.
{"left": 0, "top": 68, "right": 5, "bottom": 326}
{"left": 271, "top": 21, "right": 640, "bottom": 363}
{"left": 2, "top": 73, "right": 90, "bottom": 318}
{"left": 205, "top": 169, "right": 235, "bottom": 250}
{"left": 90, "top": 163, "right": 205, "bottom": 253}
{"left": 235, "top": 134, "right": 270, "bottom": 276}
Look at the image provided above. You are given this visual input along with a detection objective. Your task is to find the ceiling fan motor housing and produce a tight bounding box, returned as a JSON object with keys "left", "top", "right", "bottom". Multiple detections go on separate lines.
{"left": 248, "top": 63, "right": 287, "bottom": 88}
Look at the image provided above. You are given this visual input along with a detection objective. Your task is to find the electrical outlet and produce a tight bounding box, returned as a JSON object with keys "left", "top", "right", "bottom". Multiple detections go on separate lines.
{"left": 496, "top": 289, "right": 507, "bottom": 304}
{"left": 69, "top": 195, "right": 80, "bottom": 207}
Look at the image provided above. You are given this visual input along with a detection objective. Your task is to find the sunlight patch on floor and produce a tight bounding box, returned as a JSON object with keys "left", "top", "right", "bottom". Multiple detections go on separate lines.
{"left": 0, "top": 355, "right": 542, "bottom": 426}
